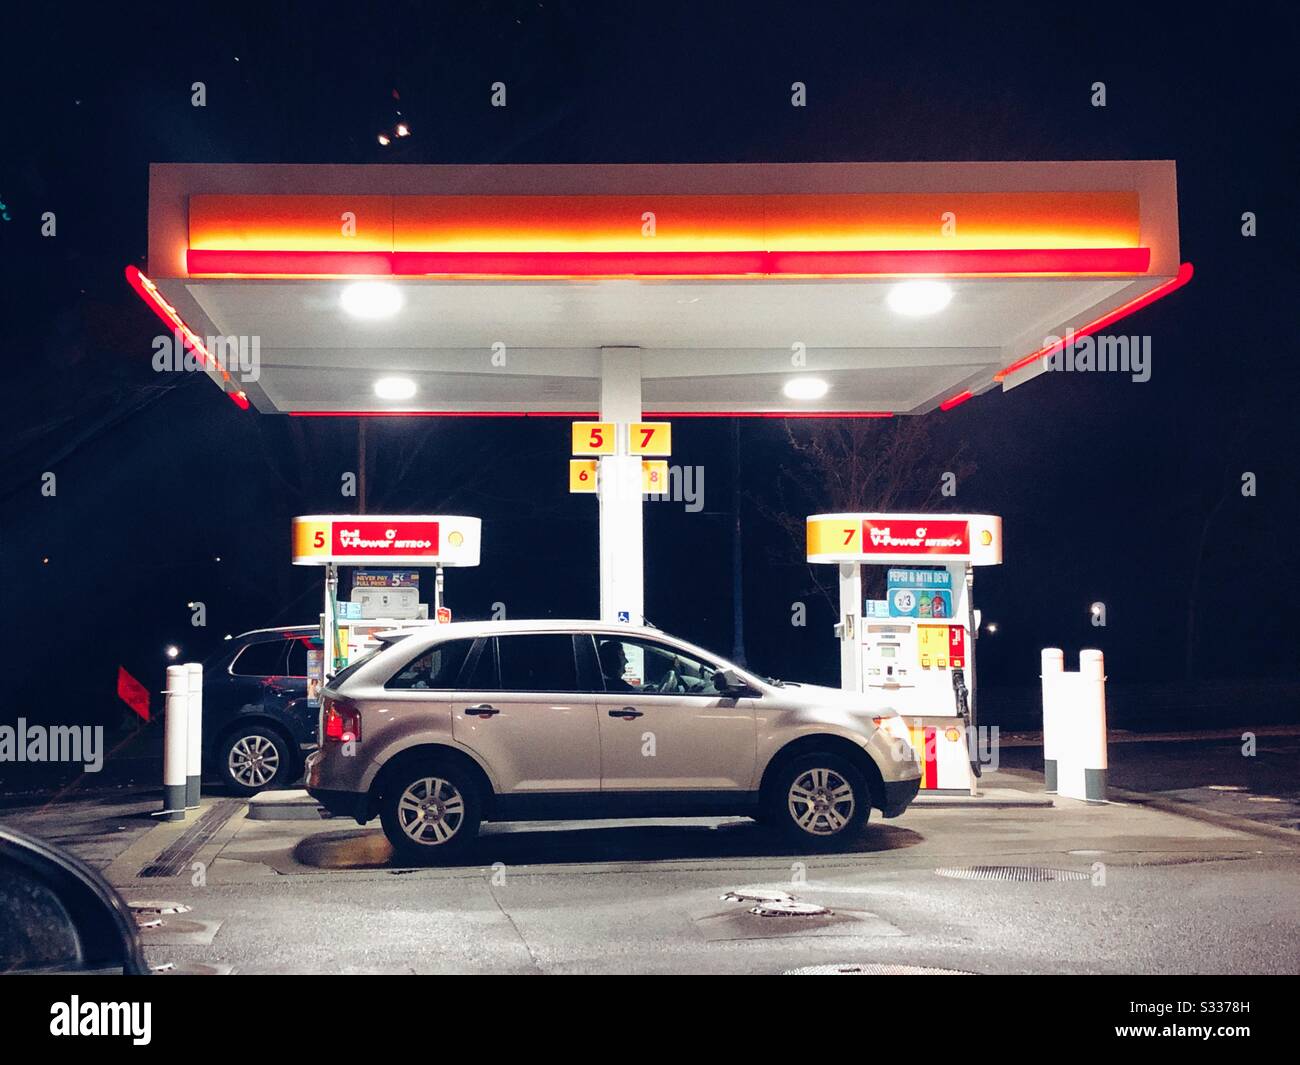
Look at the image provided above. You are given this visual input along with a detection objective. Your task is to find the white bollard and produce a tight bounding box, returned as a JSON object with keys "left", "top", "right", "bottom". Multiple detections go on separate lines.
{"left": 186, "top": 663, "right": 203, "bottom": 808}
{"left": 1077, "top": 650, "right": 1108, "bottom": 802}
{"left": 161, "top": 665, "right": 189, "bottom": 821}
{"left": 1040, "top": 648, "right": 1064, "bottom": 793}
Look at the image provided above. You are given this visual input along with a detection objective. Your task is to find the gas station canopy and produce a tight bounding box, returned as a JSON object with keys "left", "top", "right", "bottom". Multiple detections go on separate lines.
{"left": 139, "top": 161, "right": 1189, "bottom": 417}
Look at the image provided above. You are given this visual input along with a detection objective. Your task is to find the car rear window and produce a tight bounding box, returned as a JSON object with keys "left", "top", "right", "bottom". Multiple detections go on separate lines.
{"left": 386, "top": 639, "right": 476, "bottom": 690}
{"left": 231, "top": 640, "right": 288, "bottom": 677}
{"left": 328, "top": 647, "right": 382, "bottom": 689}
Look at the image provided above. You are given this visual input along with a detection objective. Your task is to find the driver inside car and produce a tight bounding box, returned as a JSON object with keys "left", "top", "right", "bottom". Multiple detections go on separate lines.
{"left": 598, "top": 640, "right": 638, "bottom": 691}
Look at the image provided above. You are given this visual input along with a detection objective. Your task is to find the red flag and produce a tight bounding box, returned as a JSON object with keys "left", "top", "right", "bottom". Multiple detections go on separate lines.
{"left": 117, "top": 666, "right": 150, "bottom": 722}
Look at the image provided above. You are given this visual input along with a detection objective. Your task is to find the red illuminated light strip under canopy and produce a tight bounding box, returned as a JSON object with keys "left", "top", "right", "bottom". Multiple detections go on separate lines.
{"left": 993, "top": 262, "right": 1194, "bottom": 382}
{"left": 124, "top": 266, "right": 250, "bottom": 409}
{"left": 288, "top": 410, "right": 896, "bottom": 419}
{"left": 187, "top": 247, "right": 1151, "bottom": 278}
{"left": 935, "top": 261, "right": 1195, "bottom": 411}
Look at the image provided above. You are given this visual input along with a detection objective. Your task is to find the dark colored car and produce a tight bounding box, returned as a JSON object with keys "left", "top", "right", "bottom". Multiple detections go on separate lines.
{"left": 203, "top": 626, "right": 319, "bottom": 795}
{"left": 0, "top": 825, "right": 149, "bottom": 974}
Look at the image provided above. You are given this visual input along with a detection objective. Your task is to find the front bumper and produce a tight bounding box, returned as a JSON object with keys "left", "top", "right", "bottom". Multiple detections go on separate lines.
{"left": 879, "top": 775, "right": 921, "bottom": 818}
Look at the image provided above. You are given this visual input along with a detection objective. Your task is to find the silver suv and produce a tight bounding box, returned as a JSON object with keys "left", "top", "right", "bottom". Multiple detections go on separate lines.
{"left": 305, "top": 620, "right": 921, "bottom": 863}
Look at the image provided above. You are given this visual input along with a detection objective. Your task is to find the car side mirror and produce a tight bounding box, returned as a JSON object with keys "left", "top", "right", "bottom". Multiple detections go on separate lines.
{"left": 0, "top": 825, "right": 149, "bottom": 974}
{"left": 713, "top": 669, "right": 758, "bottom": 699}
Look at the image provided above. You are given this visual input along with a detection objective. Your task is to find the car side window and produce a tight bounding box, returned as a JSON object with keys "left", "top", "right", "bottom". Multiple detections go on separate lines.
{"left": 494, "top": 634, "right": 580, "bottom": 692}
{"left": 594, "top": 637, "right": 719, "bottom": 696}
{"left": 231, "top": 640, "right": 289, "bottom": 677}
{"left": 387, "top": 639, "right": 476, "bottom": 690}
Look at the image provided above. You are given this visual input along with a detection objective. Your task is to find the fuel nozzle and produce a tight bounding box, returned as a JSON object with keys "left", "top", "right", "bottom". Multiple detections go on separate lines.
{"left": 951, "top": 667, "right": 969, "bottom": 719}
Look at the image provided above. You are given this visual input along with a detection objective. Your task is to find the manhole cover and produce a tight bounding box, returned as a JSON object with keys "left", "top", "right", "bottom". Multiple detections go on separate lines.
{"left": 935, "top": 865, "right": 1091, "bottom": 882}
{"left": 721, "top": 888, "right": 795, "bottom": 904}
{"left": 750, "top": 900, "right": 831, "bottom": 917}
{"left": 128, "top": 900, "right": 192, "bottom": 915}
{"left": 785, "top": 963, "right": 973, "bottom": 976}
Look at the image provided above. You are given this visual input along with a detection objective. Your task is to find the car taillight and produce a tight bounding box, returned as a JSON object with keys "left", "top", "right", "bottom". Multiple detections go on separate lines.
{"left": 323, "top": 699, "right": 361, "bottom": 743}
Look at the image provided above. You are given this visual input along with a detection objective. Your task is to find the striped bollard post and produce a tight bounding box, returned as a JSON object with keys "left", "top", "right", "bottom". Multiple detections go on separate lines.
{"left": 160, "top": 665, "right": 189, "bottom": 821}
{"left": 1040, "top": 648, "right": 1064, "bottom": 793}
{"left": 1078, "top": 650, "right": 1108, "bottom": 802}
{"left": 185, "top": 662, "right": 203, "bottom": 809}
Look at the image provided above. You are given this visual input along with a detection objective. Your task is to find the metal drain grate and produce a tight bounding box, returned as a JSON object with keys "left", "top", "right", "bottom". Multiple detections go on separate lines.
{"left": 935, "top": 865, "right": 1091, "bottom": 882}
{"left": 785, "top": 963, "right": 973, "bottom": 976}
{"left": 139, "top": 800, "right": 241, "bottom": 878}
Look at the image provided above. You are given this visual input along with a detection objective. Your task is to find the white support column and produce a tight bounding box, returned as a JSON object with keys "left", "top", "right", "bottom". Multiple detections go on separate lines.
{"left": 838, "top": 563, "right": 863, "bottom": 691}
{"left": 598, "top": 347, "right": 644, "bottom": 623}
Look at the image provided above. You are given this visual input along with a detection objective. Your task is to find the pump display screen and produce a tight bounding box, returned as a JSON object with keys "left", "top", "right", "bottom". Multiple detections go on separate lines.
{"left": 879, "top": 647, "right": 896, "bottom": 658}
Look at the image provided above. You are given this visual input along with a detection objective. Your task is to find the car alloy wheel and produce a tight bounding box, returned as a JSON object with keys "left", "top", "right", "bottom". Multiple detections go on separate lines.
{"left": 395, "top": 777, "right": 466, "bottom": 846}
{"left": 787, "top": 766, "right": 856, "bottom": 836}
{"left": 228, "top": 734, "right": 281, "bottom": 788}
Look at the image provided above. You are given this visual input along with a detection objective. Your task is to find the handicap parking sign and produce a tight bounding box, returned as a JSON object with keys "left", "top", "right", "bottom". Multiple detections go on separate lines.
{"left": 617, "top": 610, "right": 631, "bottom": 622}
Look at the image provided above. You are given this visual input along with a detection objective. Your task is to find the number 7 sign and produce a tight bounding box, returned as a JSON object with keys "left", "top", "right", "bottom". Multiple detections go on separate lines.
{"left": 629, "top": 422, "right": 672, "bottom": 456}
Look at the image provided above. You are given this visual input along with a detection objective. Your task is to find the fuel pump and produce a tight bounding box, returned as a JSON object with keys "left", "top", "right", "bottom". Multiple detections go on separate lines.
{"left": 291, "top": 515, "right": 483, "bottom": 681}
{"left": 807, "top": 513, "right": 1002, "bottom": 795}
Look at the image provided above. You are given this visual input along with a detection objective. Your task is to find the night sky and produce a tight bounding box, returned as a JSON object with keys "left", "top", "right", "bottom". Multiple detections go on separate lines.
{"left": 2, "top": 3, "right": 1296, "bottom": 729}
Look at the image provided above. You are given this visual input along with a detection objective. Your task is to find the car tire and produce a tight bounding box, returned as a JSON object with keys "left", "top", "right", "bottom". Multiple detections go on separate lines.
{"left": 379, "top": 760, "right": 482, "bottom": 865}
{"left": 219, "top": 726, "right": 293, "bottom": 796}
{"left": 764, "top": 753, "right": 870, "bottom": 850}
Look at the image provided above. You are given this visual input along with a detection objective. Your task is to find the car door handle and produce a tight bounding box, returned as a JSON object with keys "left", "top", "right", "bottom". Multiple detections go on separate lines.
{"left": 607, "top": 707, "right": 643, "bottom": 720}
{"left": 464, "top": 704, "right": 500, "bottom": 718}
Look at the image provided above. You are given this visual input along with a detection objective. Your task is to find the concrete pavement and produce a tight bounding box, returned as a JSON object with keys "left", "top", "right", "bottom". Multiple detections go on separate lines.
{"left": 6, "top": 765, "right": 1294, "bottom": 975}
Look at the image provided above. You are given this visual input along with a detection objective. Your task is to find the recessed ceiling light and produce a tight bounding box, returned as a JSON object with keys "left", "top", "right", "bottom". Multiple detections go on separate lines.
{"left": 374, "top": 376, "right": 416, "bottom": 401}
{"left": 783, "top": 377, "right": 829, "bottom": 401}
{"left": 887, "top": 279, "right": 952, "bottom": 317}
{"left": 341, "top": 282, "right": 403, "bottom": 319}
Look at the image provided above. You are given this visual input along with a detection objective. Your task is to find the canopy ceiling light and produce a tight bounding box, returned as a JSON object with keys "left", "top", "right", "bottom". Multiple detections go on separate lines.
{"left": 373, "top": 376, "right": 417, "bottom": 400}
{"left": 783, "top": 377, "right": 830, "bottom": 401}
{"left": 887, "top": 280, "right": 953, "bottom": 316}
{"left": 341, "top": 282, "right": 403, "bottom": 319}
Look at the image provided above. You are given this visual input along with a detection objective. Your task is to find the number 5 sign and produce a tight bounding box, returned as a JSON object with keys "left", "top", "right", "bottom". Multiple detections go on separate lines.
{"left": 571, "top": 422, "right": 616, "bottom": 455}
